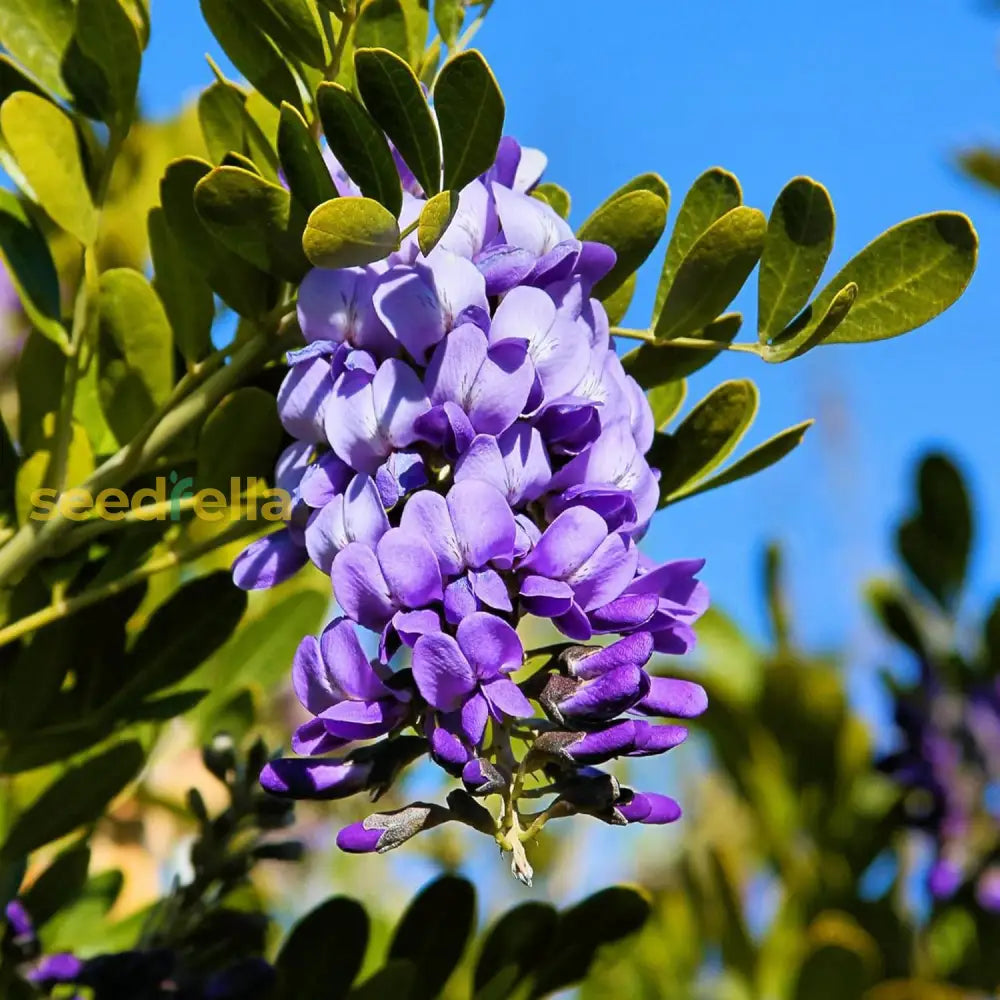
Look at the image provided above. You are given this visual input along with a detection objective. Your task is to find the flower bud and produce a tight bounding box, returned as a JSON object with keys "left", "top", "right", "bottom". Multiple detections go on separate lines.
{"left": 633, "top": 676, "right": 708, "bottom": 719}
{"left": 539, "top": 664, "right": 649, "bottom": 725}
{"left": 561, "top": 632, "right": 653, "bottom": 680}
{"left": 462, "top": 758, "right": 508, "bottom": 797}
{"left": 615, "top": 790, "right": 682, "bottom": 825}
{"left": 336, "top": 803, "right": 451, "bottom": 854}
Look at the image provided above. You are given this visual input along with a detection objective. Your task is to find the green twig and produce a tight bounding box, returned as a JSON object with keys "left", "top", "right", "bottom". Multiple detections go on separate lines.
{"left": 611, "top": 327, "right": 761, "bottom": 354}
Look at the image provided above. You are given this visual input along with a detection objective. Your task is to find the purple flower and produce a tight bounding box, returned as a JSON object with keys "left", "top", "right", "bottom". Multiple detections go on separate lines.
{"left": 337, "top": 803, "right": 452, "bottom": 854}
{"left": 298, "top": 266, "right": 398, "bottom": 358}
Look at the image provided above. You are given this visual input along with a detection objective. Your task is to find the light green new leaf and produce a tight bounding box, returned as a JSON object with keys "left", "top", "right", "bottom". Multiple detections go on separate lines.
{"left": 533, "top": 182, "right": 570, "bottom": 219}
{"left": 578, "top": 190, "right": 666, "bottom": 301}
{"left": 97, "top": 268, "right": 174, "bottom": 442}
{"left": 277, "top": 102, "right": 338, "bottom": 212}
{"left": 194, "top": 166, "right": 310, "bottom": 282}
{"left": 602, "top": 273, "right": 635, "bottom": 326}
{"left": 304, "top": 196, "right": 400, "bottom": 268}
{"left": 160, "top": 156, "right": 279, "bottom": 318}
{"left": 418, "top": 190, "right": 459, "bottom": 256}
{"left": 400, "top": 0, "right": 429, "bottom": 68}
{"left": 0, "top": 190, "right": 65, "bottom": 346}
{"left": 624, "top": 313, "right": 742, "bottom": 388}
{"left": 354, "top": 0, "right": 412, "bottom": 62}
{"left": 246, "top": 0, "right": 327, "bottom": 69}
{"left": 655, "top": 167, "right": 741, "bottom": 318}
{"left": 766, "top": 282, "right": 857, "bottom": 362}
{"left": 198, "top": 80, "right": 246, "bottom": 164}
{"left": 668, "top": 419, "right": 814, "bottom": 503}
{"left": 73, "top": 0, "right": 142, "bottom": 128}
{"left": 650, "top": 379, "right": 759, "bottom": 504}
{"left": 148, "top": 207, "right": 214, "bottom": 364}
{"left": 355, "top": 47, "right": 441, "bottom": 196}
{"left": 655, "top": 207, "right": 766, "bottom": 341}
{"left": 196, "top": 387, "right": 284, "bottom": 492}
{"left": 317, "top": 82, "right": 403, "bottom": 216}
{"left": 200, "top": 0, "right": 302, "bottom": 109}
{"left": 757, "top": 176, "right": 834, "bottom": 340}
{"left": 434, "top": 49, "right": 504, "bottom": 191}
{"left": 787, "top": 212, "right": 977, "bottom": 346}
{"left": 1, "top": 92, "right": 97, "bottom": 245}
{"left": 434, "top": 0, "right": 464, "bottom": 49}
{"left": 0, "top": 0, "right": 74, "bottom": 99}
{"left": 648, "top": 379, "right": 687, "bottom": 431}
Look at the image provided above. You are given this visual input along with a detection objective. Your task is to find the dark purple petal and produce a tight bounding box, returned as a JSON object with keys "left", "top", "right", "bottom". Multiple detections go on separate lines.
{"left": 456, "top": 612, "right": 523, "bottom": 678}
{"left": 319, "top": 617, "right": 393, "bottom": 701}
{"left": 468, "top": 567, "right": 513, "bottom": 611}
{"left": 336, "top": 822, "right": 384, "bottom": 853}
{"left": 627, "top": 721, "right": 689, "bottom": 757}
{"left": 634, "top": 677, "right": 708, "bottom": 719}
{"left": 260, "top": 757, "right": 372, "bottom": 799}
{"left": 290, "top": 717, "right": 350, "bottom": 756}
{"left": 412, "top": 632, "right": 477, "bottom": 711}
{"left": 565, "top": 632, "right": 654, "bottom": 680}
{"left": 519, "top": 574, "right": 575, "bottom": 617}
{"left": 481, "top": 676, "right": 534, "bottom": 719}
{"left": 444, "top": 576, "right": 479, "bottom": 625}
{"left": 588, "top": 593, "right": 658, "bottom": 631}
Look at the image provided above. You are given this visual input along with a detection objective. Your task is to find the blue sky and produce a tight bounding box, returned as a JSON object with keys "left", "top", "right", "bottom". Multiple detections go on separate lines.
{"left": 140, "top": 0, "right": 1000, "bottom": 657}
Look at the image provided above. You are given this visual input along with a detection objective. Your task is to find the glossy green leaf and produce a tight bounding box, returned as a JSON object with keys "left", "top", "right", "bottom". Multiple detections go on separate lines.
{"left": 400, "top": 0, "right": 428, "bottom": 63}
{"left": 654, "top": 206, "right": 766, "bottom": 341}
{"left": 758, "top": 176, "right": 834, "bottom": 340}
{"left": 0, "top": 741, "right": 144, "bottom": 859}
{"left": 21, "top": 843, "right": 90, "bottom": 927}
{"left": 474, "top": 902, "right": 557, "bottom": 998}
{"left": 666, "top": 419, "right": 814, "bottom": 503}
{"left": 624, "top": 313, "right": 742, "bottom": 388}
{"left": 200, "top": 0, "right": 302, "bottom": 109}
{"left": 148, "top": 206, "right": 214, "bottom": 364}
{"left": 304, "top": 196, "right": 401, "bottom": 268}
{"left": 354, "top": 0, "right": 411, "bottom": 62}
{"left": 610, "top": 171, "right": 670, "bottom": 206}
{"left": 648, "top": 378, "right": 687, "bottom": 431}
{"left": 650, "top": 379, "right": 759, "bottom": 503}
{"left": 766, "top": 282, "right": 857, "bottom": 362}
{"left": 246, "top": 0, "right": 327, "bottom": 68}
{"left": 0, "top": 54, "right": 45, "bottom": 104}
{"left": 655, "top": 167, "right": 741, "bottom": 318}
{"left": 389, "top": 876, "right": 476, "bottom": 1000}
{"left": 356, "top": 46, "right": 441, "bottom": 195}
{"left": 196, "top": 387, "right": 284, "bottom": 493}
{"left": 198, "top": 80, "right": 246, "bottom": 164}
{"left": 434, "top": 49, "right": 504, "bottom": 191}
{"left": 418, "top": 189, "right": 459, "bottom": 256}
{"left": 16, "top": 331, "right": 64, "bottom": 454}
{"left": 160, "top": 156, "right": 278, "bottom": 318}
{"left": 434, "top": 0, "right": 464, "bottom": 48}
{"left": 0, "top": 189, "right": 64, "bottom": 345}
{"left": 119, "top": 0, "right": 150, "bottom": 46}
{"left": 896, "top": 452, "right": 972, "bottom": 609}
{"left": 96, "top": 268, "right": 174, "bottom": 443}
{"left": 317, "top": 82, "right": 403, "bottom": 215}
{"left": 0, "top": 0, "right": 74, "bottom": 99}
{"left": 578, "top": 190, "right": 666, "bottom": 301}
{"left": 532, "top": 182, "right": 570, "bottom": 219}
{"left": 1, "top": 92, "right": 97, "bottom": 244}
{"left": 531, "top": 888, "right": 651, "bottom": 998}
{"left": 194, "top": 165, "right": 309, "bottom": 281}
{"left": 278, "top": 101, "right": 338, "bottom": 212}
{"left": 73, "top": 0, "right": 142, "bottom": 128}
{"left": 274, "top": 897, "right": 369, "bottom": 1000}
{"left": 603, "top": 273, "right": 635, "bottom": 326}
{"left": 789, "top": 212, "right": 977, "bottom": 346}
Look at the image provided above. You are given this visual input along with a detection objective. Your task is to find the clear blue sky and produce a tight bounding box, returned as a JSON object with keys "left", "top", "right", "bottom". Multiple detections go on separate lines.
{"left": 140, "top": 0, "right": 1000, "bottom": 655}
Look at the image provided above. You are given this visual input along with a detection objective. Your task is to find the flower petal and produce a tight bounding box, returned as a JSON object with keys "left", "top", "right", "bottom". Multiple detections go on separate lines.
{"left": 447, "top": 479, "right": 516, "bottom": 569}
{"left": 519, "top": 506, "right": 608, "bottom": 580}
{"left": 400, "top": 486, "right": 463, "bottom": 576}
{"left": 376, "top": 527, "right": 443, "bottom": 608}
{"left": 412, "top": 632, "right": 477, "bottom": 711}
{"left": 456, "top": 612, "right": 523, "bottom": 678}
{"left": 372, "top": 358, "right": 431, "bottom": 448}
{"left": 319, "top": 617, "right": 391, "bottom": 701}
{"left": 231, "top": 530, "right": 307, "bottom": 590}
{"left": 481, "top": 676, "right": 533, "bottom": 719}
{"left": 332, "top": 542, "right": 395, "bottom": 631}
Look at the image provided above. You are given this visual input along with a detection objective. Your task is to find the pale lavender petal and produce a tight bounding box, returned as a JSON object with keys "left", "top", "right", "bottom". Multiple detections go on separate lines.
{"left": 305, "top": 499, "right": 345, "bottom": 573}
{"left": 468, "top": 567, "right": 513, "bottom": 611}
{"left": 424, "top": 322, "right": 488, "bottom": 408}
{"left": 231, "top": 530, "right": 307, "bottom": 590}
{"left": 467, "top": 341, "right": 533, "bottom": 435}
{"left": 400, "top": 489, "right": 463, "bottom": 576}
{"left": 456, "top": 611, "right": 523, "bottom": 678}
{"left": 412, "top": 632, "right": 477, "bottom": 711}
{"left": 425, "top": 247, "right": 490, "bottom": 329}
{"left": 277, "top": 357, "right": 331, "bottom": 443}
{"left": 342, "top": 474, "right": 390, "bottom": 548}
{"left": 492, "top": 183, "right": 573, "bottom": 257}
{"left": 455, "top": 425, "right": 552, "bottom": 506}
{"left": 373, "top": 267, "right": 444, "bottom": 363}
{"left": 332, "top": 542, "right": 395, "bottom": 630}
{"left": 325, "top": 369, "right": 385, "bottom": 474}
{"left": 300, "top": 451, "right": 352, "bottom": 507}
{"left": 438, "top": 178, "right": 496, "bottom": 258}
{"left": 569, "top": 533, "right": 639, "bottom": 611}
{"left": 476, "top": 244, "right": 536, "bottom": 295}
{"left": 519, "top": 506, "right": 608, "bottom": 579}
{"left": 447, "top": 479, "right": 516, "bottom": 569}
{"left": 372, "top": 358, "right": 431, "bottom": 448}
{"left": 514, "top": 147, "right": 547, "bottom": 191}
{"left": 291, "top": 634, "right": 337, "bottom": 714}
{"left": 298, "top": 267, "right": 395, "bottom": 355}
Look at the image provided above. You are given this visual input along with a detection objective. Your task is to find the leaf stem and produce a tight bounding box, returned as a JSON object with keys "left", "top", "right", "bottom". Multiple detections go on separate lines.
{"left": 611, "top": 327, "right": 761, "bottom": 354}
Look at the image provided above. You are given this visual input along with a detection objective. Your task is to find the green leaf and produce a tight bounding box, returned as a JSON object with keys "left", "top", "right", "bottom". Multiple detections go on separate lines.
{"left": 434, "top": 0, "right": 464, "bottom": 49}
{"left": 867, "top": 582, "right": 928, "bottom": 659}
{"left": 0, "top": 0, "right": 74, "bottom": 99}
{"left": 474, "top": 902, "right": 557, "bottom": 998}
{"left": 1, "top": 741, "right": 144, "bottom": 859}
{"left": 198, "top": 80, "right": 246, "bottom": 164}
{"left": 649, "top": 378, "right": 759, "bottom": 503}
{"left": 417, "top": 189, "right": 459, "bottom": 256}
{"left": 72, "top": 0, "right": 142, "bottom": 128}
{"left": 794, "top": 945, "right": 867, "bottom": 1000}
{"left": 959, "top": 146, "right": 1000, "bottom": 194}
{"left": 194, "top": 165, "right": 309, "bottom": 281}
{"left": 354, "top": 0, "right": 411, "bottom": 62}
{"left": 246, "top": 0, "right": 327, "bottom": 68}
{"left": 0, "top": 189, "right": 64, "bottom": 345}
{"left": 274, "top": 896, "right": 369, "bottom": 1000}
{"left": 278, "top": 101, "right": 338, "bottom": 212}
{"left": 148, "top": 206, "right": 214, "bottom": 365}
{"left": 624, "top": 313, "right": 743, "bottom": 388}
{"left": 389, "top": 875, "right": 476, "bottom": 1000}
{"left": 896, "top": 452, "right": 972, "bottom": 609}
{"left": 602, "top": 273, "right": 635, "bottom": 326}
{"left": 196, "top": 386, "right": 285, "bottom": 492}
{"left": 757, "top": 176, "right": 834, "bottom": 340}
{"left": 530, "top": 887, "right": 651, "bottom": 998}
{"left": 160, "top": 156, "right": 278, "bottom": 318}
{"left": 655, "top": 167, "right": 741, "bottom": 318}
{"left": 15, "top": 421, "right": 93, "bottom": 524}
{"left": 355, "top": 46, "right": 441, "bottom": 195}
{"left": 610, "top": 171, "right": 670, "bottom": 206}
{"left": 16, "top": 330, "right": 64, "bottom": 454}
{"left": 666, "top": 419, "right": 814, "bottom": 503}
{"left": 766, "top": 282, "right": 857, "bottom": 362}
{"left": 200, "top": 0, "right": 302, "bottom": 109}
{"left": 0, "top": 92, "right": 97, "bottom": 244}
{"left": 21, "top": 843, "right": 90, "bottom": 927}
{"left": 434, "top": 49, "right": 504, "bottom": 191}
{"left": 786, "top": 212, "right": 977, "bottom": 346}
{"left": 578, "top": 190, "right": 666, "bottom": 301}
{"left": 96, "top": 268, "right": 174, "bottom": 443}
{"left": 304, "top": 196, "right": 400, "bottom": 268}
{"left": 648, "top": 379, "right": 687, "bottom": 431}
{"left": 347, "top": 962, "right": 416, "bottom": 1000}
{"left": 317, "top": 82, "right": 403, "bottom": 216}
{"left": 533, "top": 182, "right": 570, "bottom": 219}
{"left": 0, "top": 54, "right": 45, "bottom": 103}
{"left": 654, "top": 206, "right": 766, "bottom": 341}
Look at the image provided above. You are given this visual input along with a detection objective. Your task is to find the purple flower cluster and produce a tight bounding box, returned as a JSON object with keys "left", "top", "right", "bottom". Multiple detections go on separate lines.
{"left": 234, "top": 137, "right": 708, "bottom": 880}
